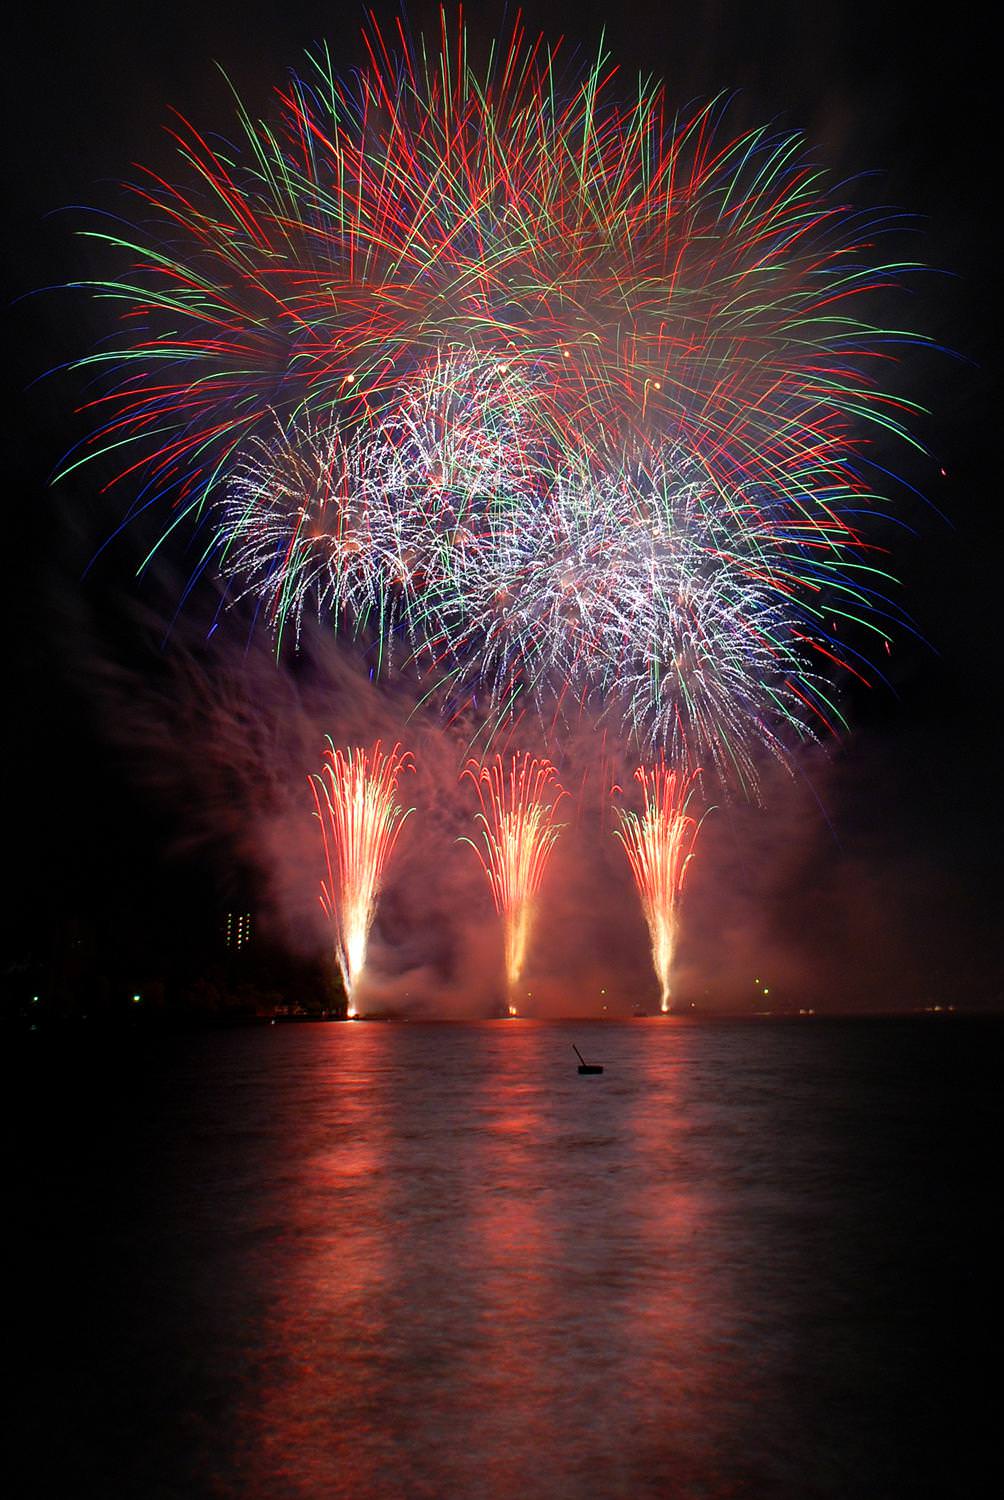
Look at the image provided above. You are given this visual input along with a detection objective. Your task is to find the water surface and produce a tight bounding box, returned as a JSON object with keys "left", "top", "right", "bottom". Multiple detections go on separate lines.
{"left": 7, "top": 1017, "right": 997, "bottom": 1497}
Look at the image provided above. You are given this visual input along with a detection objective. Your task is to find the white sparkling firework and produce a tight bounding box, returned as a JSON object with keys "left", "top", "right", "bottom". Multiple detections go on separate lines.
{"left": 216, "top": 358, "right": 842, "bottom": 785}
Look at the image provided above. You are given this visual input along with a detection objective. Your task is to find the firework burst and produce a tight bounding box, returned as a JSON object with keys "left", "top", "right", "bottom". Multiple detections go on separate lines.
{"left": 60, "top": 13, "right": 928, "bottom": 782}
{"left": 309, "top": 739, "right": 414, "bottom": 1014}
{"left": 614, "top": 764, "right": 706, "bottom": 1011}
{"left": 461, "top": 754, "right": 566, "bottom": 1008}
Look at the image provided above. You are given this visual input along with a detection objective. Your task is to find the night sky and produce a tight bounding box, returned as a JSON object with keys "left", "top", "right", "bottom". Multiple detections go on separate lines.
{"left": 5, "top": 0, "right": 998, "bottom": 1011}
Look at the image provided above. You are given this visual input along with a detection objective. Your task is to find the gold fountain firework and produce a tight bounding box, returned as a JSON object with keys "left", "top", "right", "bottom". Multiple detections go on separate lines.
{"left": 309, "top": 739, "right": 414, "bottom": 1016}
{"left": 462, "top": 754, "right": 566, "bottom": 1011}
{"left": 614, "top": 764, "right": 705, "bottom": 1012}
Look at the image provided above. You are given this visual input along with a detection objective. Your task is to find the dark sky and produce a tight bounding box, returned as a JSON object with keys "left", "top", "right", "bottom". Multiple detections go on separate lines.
{"left": 4, "top": 0, "right": 999, "bottom": 1008}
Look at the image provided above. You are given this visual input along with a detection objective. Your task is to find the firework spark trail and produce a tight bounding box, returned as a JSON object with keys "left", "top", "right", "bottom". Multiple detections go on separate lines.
{"left": 309, "top": 739, "right": 414, "bottom": 1015}
{"left": 461, "top": 754, "right": 566, "bottom": 1009}
{"left": 614, "top": 764, "right": 706, "bottom": 1012}
{"left": 59, "top": 13, "right": 929, "bottom": 785}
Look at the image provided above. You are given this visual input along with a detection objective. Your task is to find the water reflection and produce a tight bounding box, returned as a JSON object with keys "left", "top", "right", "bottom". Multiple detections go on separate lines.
{"left": 12, "top": 1018, "right": 982, "bottom": 1498}
{"left": 232, "top": 1024, "right": 745, "bottom": 1498}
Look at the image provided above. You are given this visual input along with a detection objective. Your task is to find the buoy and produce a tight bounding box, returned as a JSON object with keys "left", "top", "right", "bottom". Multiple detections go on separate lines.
{"left": 573, "top": 1044, "right": 603, "bottom": 1075}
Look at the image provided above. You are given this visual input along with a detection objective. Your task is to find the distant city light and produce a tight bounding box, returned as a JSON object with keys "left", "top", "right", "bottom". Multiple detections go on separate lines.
{"left": 225, "top": 911, "right": 253, "bottom": 950}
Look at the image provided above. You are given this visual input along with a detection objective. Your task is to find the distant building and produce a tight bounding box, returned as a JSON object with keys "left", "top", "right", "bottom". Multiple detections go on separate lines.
{"left": 224, "top": 912, "right": 253, "bottom": 951}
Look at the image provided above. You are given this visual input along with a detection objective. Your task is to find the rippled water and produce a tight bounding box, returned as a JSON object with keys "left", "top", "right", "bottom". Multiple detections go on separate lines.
{"left": 8, "top": 1017, "right": 997, "bottom": 1498}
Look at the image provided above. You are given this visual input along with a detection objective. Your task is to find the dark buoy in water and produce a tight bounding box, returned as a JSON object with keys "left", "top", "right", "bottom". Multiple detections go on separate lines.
{"left": 573, "top": 1044, "right": 603, "bottom": 1075}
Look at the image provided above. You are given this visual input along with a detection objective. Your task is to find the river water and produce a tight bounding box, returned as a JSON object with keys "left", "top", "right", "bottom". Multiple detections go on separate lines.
{"left": 7, "top": 1017, "right": 997, "bottom": 1497}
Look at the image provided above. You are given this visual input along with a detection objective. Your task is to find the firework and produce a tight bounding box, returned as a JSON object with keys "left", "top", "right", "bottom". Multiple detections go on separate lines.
{"left": 309, "top": 740, "right": 414, "bottom": 1014}
{"left": 62, "top": 15, "right": 927, "bottom": 781}
{"left": 461, "top": 754, "right": 566, "bottom": 1008}
{"left": 614, "top": 764, "right": 706, "bottom": 1012}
